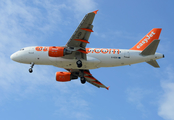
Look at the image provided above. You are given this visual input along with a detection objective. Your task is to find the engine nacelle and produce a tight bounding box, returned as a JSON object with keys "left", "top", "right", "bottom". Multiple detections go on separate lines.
{"left": 56, "top": 72, "right": 71, "bottom": 82}
{"left": 48, "top": 46, "right": 65, "bottom": 57}
{"left": 48, "top": 46, "right": 72, "bottom": 57}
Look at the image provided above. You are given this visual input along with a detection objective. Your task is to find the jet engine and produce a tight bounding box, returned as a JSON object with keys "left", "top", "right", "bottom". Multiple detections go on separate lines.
{"left": 56, "top": 72, "right": 78, "bottom": 82}
{"left": 48, "top": 46, "right": 72, "bottom": 57}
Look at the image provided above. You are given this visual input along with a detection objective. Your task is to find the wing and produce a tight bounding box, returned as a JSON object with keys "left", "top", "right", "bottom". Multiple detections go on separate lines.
{"left": 83, "top": 70, "right": 110, "bottom": 90}
{"left": 66, "top": 69, "right": 110, "bottom": 90}
{"left": 63, "top": 10, "right": 98, "bottom": 60}
{"left": 66, "top": 10, "right": 98, "bottom": 48}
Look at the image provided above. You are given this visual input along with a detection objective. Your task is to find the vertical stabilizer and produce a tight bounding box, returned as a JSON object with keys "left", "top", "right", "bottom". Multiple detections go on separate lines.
{"left": 130, "top": 28, "right": 162, "bottom": 51}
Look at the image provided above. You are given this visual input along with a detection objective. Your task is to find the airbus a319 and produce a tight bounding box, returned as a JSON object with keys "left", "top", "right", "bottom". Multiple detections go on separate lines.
{"left": 10, "top": 10, "right": 164, "bottom": 90}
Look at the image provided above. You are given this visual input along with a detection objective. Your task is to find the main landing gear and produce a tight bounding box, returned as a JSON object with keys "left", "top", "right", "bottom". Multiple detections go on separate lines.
{"left": 29, "top": 63, "right": 34, "bottom": 73}
{"left": 80, "top": 77, "right": 86, "bottom": 84}
{"left": 79, "top": 70, "right": 86, "bottom": 84}
{"left": 76, "top": 60, "right": 82, "bottom": 68}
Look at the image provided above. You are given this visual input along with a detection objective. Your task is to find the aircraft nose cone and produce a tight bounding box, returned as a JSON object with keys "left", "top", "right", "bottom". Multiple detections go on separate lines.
{"left": 10, "top": 53, "right": 15, "bottom": 61}
{"left": 10, "top": 53, "right": 19, "bottom": 62}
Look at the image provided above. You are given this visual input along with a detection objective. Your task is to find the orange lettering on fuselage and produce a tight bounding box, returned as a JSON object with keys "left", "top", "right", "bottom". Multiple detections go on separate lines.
{"left": 35, "top": 46, "right": 43, "bottom": 51}
{"left": 35, "top": 46, "right": 48, "bottom": 52}
{"left": 101, "top": 49, "right": 108, "bottom": 54}
{"left": 94, "top": 48, "right": 100, "bottom": 53}
{"left": 86, "top": 48, "right": 91, "bottom": 53}
{"left": 35, "top": 47, "right": 120, "bottom": 54}
{"left": 43, "top": 47, "right": 48, "bottom": 51}
{"left": 86, "top": 48, "right": 120, "bottom": 54}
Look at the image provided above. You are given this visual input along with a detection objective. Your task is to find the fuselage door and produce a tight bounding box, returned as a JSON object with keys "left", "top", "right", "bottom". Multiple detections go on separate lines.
{"left": 29, "top": 47, "right": 35, "bottom": 54}
{"left": 124, "top": 51, "right": 130, "bottom": 58}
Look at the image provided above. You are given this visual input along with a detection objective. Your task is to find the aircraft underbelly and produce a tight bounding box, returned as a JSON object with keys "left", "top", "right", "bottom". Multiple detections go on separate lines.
{"left": 48, "top": 51, "right": 161, "bottom": 69}
{"left": 49, "top": 56, "right": 100, "bottom": 69}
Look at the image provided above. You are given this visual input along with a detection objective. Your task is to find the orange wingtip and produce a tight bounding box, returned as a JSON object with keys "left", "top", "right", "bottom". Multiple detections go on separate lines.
{"left": 93, "top": 10, "right": 99, "bottom": 14}
{"left": 106, "top": 86, "right": 110, "bottom": 90}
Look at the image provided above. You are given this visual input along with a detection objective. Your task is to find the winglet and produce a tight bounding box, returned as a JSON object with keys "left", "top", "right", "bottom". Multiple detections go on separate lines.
{"left": 106, "top": 86, "right": 110, "bottom": 90}
{"left": 93, "top": 10, "right": 99, "bottom": 14}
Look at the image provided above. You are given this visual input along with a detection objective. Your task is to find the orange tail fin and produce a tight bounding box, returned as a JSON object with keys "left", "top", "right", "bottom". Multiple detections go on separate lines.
{"left": 130, "top": 28, "right": 162, "bottom": 51}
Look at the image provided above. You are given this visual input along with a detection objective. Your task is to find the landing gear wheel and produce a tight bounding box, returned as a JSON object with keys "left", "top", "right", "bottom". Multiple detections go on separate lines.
{"left": 29, "top": 63, "right": 34, "bottom": 73}
{"left": 76, "top": 60, "right": 82, "bottom": 68}
{"left": 80, "top": 77, "right": 86, "bottom": 84}
{"left": 29, "top": 68, "right": 33, "bottom": 73}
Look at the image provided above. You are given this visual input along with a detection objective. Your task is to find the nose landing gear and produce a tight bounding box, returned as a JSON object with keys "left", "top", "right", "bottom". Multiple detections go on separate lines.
{"left": 29, "top": 63, "right": 34, "bottom": 73}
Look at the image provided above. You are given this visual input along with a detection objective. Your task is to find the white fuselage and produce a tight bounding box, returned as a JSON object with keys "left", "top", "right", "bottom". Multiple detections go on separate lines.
{"left": 10, "top": 46, "right": 164, "bottom": 69}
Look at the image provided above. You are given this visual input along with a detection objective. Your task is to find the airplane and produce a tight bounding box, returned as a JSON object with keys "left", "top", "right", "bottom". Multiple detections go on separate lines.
{"left": 10, "top": 10, "right": 164, "bottom": 90}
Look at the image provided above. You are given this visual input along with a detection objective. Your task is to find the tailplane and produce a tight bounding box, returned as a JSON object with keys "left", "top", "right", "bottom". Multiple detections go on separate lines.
{"left": 130, "top": 28, "right": 162, "bottom": 51}
{"left": 147, "top": 60, "right": 160, "bottom": 68}
{"left": 141, "top": 39, "right": 161, "bottom": 68}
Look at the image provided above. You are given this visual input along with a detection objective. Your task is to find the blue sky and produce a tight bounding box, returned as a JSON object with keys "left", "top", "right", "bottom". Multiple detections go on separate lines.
{"left": 0, "top": 0, "right": 174, "bottom": 120}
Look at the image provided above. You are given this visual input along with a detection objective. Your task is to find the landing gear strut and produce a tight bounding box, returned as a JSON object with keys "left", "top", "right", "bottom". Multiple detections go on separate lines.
{"left": 76, "top": 60, "right": 82, "bottom": 68}
{"left": 29, "top": 63, "right": 34, "bottom": 73}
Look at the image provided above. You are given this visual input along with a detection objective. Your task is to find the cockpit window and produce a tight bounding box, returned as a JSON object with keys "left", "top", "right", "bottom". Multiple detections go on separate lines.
{"left": 20, "top": 48, "right": 24, "bottom": 51}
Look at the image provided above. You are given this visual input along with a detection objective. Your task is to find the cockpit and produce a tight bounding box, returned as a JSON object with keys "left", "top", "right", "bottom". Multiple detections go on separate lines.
{"left": 19, "top": 48, "right": 25, "bottom": 51}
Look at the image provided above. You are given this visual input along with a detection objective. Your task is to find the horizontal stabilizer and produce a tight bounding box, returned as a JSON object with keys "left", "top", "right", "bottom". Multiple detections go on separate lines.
{"left": 140, "top": 39, "right": 160, "bottom": 55}
{"left": 147, "top": 60, "right": 160, "bottom": 68}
